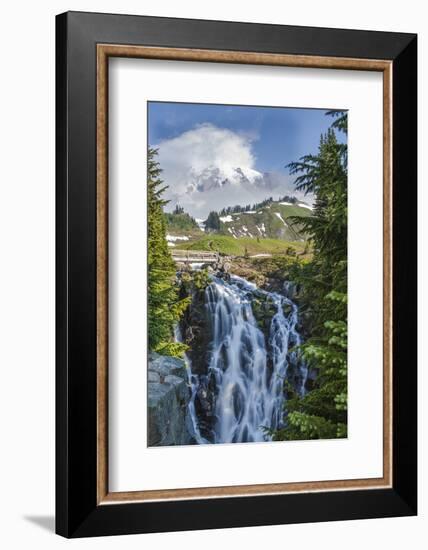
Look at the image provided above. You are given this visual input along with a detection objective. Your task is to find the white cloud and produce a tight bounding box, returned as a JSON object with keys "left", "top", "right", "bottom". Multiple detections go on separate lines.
{"left": 155, "top": 123, "right": 307, "bottom": 218}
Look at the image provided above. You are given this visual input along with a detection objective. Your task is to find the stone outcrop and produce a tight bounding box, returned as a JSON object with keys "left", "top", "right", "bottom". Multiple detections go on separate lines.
{"left": 147, "top": 353, "right": 195, "bottom": 446}
{"left": 181, "top": 289, "right": 212, "bottom": 377}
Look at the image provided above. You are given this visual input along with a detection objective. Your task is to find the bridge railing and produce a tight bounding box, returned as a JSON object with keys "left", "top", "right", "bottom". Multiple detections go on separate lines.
{"left": 171, "top": 250, "right": 220, "bottom": 262}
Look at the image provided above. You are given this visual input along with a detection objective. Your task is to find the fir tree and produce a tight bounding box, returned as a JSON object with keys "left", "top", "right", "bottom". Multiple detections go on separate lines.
{"left": 273, "top": 111, "right": 348, "bottom": 440}
{"left": 147, "top": 148, "right": 190, "bottom": 357}
{"left": 205, "top": 211, "right": 221, "bottom": 232}
{"left": 173, "top": 204, "right": 185, "bottom": 215}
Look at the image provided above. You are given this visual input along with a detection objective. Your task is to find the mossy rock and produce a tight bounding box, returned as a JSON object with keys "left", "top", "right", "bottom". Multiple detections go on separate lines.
{"left": 251, "top": 295, "right": 278, "bottom": 334}
{"left": 282, "top": 302, "right": 293, "bottom": 316}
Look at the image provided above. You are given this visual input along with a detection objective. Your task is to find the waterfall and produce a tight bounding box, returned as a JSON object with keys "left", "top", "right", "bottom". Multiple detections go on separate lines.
{"left": 179, "top": 273, "right": 307, "bottom": 445}
{"left": 205, "top": 276, "right": 269, "bottom": 443}
{"left": 206, "top": 275, "right": 307, "bottom": 443}
{"left": 271, "top": 283, "right": 308, "bottom": 399}
{"left": 174, "top": 325, "right": 208, "bottom": 444}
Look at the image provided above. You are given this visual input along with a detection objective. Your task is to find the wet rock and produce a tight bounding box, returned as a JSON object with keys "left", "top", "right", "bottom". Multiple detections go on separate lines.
{"left": 148, "top": 371, "right": 160, "bottom": 383}
{"left": 193, "top": 374, "right": 216, "bottom": 441}
{"left": 149, "top": 352, "right": 187, "bottom": 380}
{"left": 147, "top": 353, "right": 194, "bottom": 446}
{"left": 283, "top": 281, "right": 299, "bottom": 299}
{"left": 282, "top": 302, "right": 293, "bottom": 316}
{"left": 180, "top": 289, "right": 212, "bottom": 377}
{"left": 251, "top": 294, "right": 277, "bottom": 337}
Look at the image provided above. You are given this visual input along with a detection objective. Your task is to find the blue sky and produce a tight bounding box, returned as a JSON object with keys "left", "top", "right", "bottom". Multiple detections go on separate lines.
{"left": 148, "top": 102, "right": 346, "bottom": 218}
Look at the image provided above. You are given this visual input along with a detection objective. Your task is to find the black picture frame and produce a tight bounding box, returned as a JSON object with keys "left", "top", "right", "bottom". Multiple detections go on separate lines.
{"left": 56, "top": 11, "right": 417, "bottom": 538}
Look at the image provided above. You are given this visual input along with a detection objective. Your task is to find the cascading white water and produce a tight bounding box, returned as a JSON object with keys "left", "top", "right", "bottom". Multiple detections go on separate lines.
{"left": 270, "top": 284, "right": 308, "bottom": 400}
{"left": 205, "top": 276, "right": 269, "bottom": 443}
{"left": 177, "top": 272, "right": 307, "bottom": 444}
{"left": 174, "top": 325, "right": 208, "bottom": 444}
{"left": 203, "top": 275, "right": 307, "bottom": 443}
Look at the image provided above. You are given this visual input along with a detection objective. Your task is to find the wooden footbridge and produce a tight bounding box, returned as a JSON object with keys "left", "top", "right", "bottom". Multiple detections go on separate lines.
{"left": 171, "top": 250, "right": 220, "bottom": 264}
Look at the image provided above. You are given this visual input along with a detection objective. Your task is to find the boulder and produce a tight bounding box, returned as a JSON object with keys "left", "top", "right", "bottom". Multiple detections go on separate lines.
{"left": 148, "top": 371, "right": 160, "bottom": 383}
{"left": 149, "top": 352, "right": 188, "bottom": 380}
{"left": 147, "top": 353, "right": 195, "bottom": 446}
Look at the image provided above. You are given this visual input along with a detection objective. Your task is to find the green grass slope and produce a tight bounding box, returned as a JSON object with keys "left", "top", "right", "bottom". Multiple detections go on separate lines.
{"left": 178, "top": 234, "right": 307, "bottom": 256}
{"left": 218, "top": 202, "right": 312, "bottom": 241}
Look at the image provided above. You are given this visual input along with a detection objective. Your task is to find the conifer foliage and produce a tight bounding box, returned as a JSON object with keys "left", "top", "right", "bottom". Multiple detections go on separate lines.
{"left": 147, "top": 148, "right": 189, "bottom": 356}
{"left": 274, "top": 112, "right": 348, "bottom": 440}
{"left": 205, "top": 211, "right": 221, "bottom": 232}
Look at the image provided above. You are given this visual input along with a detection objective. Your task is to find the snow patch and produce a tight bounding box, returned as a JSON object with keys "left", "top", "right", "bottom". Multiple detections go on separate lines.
{"left": 195, "top": 218, "right": 206, "bottom": 231}
{"left": 275, "top": 212, "right": 288, "bottom": 227}
{"left": 298, "top": 203, "right": 313, "bottom": 210}
{"left": 255, "top": 223, "right": 267, "bottom": 237}
{"left": 166, "top": 234, "right": 190, "bottom": 242}
{"left": 227, "top": 227, "right": 238, "bottom": 240}
{"left": 220, "top": 215, "right": 233, "bottom": 223}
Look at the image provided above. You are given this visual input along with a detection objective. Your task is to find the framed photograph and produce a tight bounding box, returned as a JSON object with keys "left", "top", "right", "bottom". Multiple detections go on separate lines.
{"left": 56, "top": 11, "right": 417, "bottom": 537}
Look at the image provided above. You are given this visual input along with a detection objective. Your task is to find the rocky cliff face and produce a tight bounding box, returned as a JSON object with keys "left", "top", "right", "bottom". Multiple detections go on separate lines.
{"left": 147, "top": 353, "right": 195, "bottom": 446}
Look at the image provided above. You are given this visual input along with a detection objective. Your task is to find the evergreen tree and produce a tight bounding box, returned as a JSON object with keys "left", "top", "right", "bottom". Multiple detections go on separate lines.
{"left": 205, "top": 211, "right": 221, "bottom": 232}
{"left": 274, "top": 112, "right": 348, "bottom": 440}
{"left": 147, "top": 148, "right": 189, "bottom": 357}
{"left": 326, "top": 110, "right": 348, "bottom": 134}
{"left": 173, "top": 204, "right": 185, "bottom": 215}
{"left": 165, "top": 207, "right": 199, "bottom": 231}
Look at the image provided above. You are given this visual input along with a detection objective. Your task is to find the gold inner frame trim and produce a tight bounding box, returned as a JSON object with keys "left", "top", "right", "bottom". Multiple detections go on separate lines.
{"left": 96, "top": 44, "right": 393, "bottom": 505}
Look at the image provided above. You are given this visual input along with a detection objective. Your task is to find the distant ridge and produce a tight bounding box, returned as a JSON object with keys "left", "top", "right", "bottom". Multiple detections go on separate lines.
{"left": 165, "top": 196, "right": 312, "bottom": 243}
